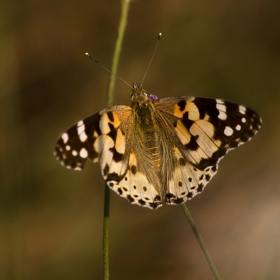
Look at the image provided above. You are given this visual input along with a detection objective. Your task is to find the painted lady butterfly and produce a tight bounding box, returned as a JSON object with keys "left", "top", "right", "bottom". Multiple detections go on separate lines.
{"left": 54, "top": 82, "right": 261, "bottom": 209}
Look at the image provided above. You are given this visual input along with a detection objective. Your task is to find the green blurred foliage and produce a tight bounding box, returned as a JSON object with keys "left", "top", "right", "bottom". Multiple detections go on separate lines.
{"left": 0, "top": 1, "right": 279, "bottom": 279}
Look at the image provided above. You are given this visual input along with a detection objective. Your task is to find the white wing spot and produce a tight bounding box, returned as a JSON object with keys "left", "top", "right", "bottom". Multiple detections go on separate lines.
{"left": 241, "top": 117, "right": 246, "bottom": 123}
{"left": 239, "top": 105, "right": 246, "bottom": 115}
{"left": 77, "top": 121, "right": 85, "bottom": 132}
{"left": 218, "top": 110, "right": 227, "bottom": 120}
{"left": 216, "top": 103, "right": 225, "bottom": 111}
{"left": 216, "top": 100, "right": 227, "bottom": 120}
{"left": 224, "top": 126, "right": 234, "bottom": 136}
{"left": 66, "top": 145, "right": 71, "bottom": 151}
{"left": 79, "top": 132, "right": 88, "bottom": 142}
{"left": 216, "top": 99, "right": 224, "bottom": 103}
{"left": 77, "top": 121, "right": 85, "bottom": 131}
{"left": 62, "top": 133, "right": 69, "bottom": 143}
{"left": 72, "top": 150, "right": 78, "bottom": 156}
{"left": 77, "top": 121, "right": 88, "bottom": 142}
{"left": 235, "top": 124, "right": 241, "bottom": 131}
{"left": 79, "top": 148, "right": 88, "bottom": 158}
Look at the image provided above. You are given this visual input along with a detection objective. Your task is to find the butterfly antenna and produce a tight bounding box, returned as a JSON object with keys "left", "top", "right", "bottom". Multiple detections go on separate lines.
{"left": 85, "top": 53, "right": 133, "bottom": 89}
{"left": 140, "top": 33, "right": 162, "bottom": 88}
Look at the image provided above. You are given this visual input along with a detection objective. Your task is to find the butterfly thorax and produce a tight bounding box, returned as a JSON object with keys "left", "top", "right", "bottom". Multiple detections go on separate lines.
{"left": 130, "top": 83, "right": 161, "bottom": 171}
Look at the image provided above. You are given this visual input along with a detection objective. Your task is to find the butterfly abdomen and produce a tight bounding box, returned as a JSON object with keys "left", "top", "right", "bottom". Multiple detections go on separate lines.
{"left": 143, "top": 133, "right": 161, "bottom": 171}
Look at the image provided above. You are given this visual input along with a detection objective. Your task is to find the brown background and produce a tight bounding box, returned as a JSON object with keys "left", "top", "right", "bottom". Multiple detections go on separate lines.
{"left": 1, "top": 0, "right": 279, "bottom": 279}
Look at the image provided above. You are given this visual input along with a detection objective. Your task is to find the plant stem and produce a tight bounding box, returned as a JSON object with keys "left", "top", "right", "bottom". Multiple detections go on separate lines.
{"left": 103, "top": 1, "right": 131, "bottom": 280}
{"left": 181, "top": 204, "right": 221, "bottom": 280}
{"left": 103, "top": 185, "right": 110, "bottom": 280}
{"left": 106, "top": 0, "right": 130, "bottom": 107}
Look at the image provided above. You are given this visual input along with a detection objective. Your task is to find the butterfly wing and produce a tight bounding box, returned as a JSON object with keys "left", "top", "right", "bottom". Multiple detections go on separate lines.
{"left": 101, "top": 109, "right": 163, "bottom": 209}
{"left": 154, "top": 96, "right": 262, "bottom": 204}
{"left": 54, "top": 105, "right": 133, "bottom": 172}
{"left": 54, "top": 105, "right": 162, "bottom": 209}
{"left": 107, "top": 149, "right": 162, "bottom": 209}
{"left": 54, "top": 113, "right": 102, "bottom": 171}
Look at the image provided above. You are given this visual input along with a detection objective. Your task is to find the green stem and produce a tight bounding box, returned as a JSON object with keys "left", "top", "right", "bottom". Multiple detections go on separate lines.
{"left": 103, "top": 1, "right": 131, "bottom": 280}
{"left": 106, "top": 0, "right": 130, "bottom": 107}
{"left": 181, "top": 204, "right": 221, "bottom": 280}
{"left": 103, "top": 184, "right": 110, "bottom": 280}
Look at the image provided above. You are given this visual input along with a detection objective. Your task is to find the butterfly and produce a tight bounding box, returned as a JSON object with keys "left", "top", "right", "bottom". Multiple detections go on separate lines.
{"left": 54, "top": 82, "right": 262, "bottom": 209}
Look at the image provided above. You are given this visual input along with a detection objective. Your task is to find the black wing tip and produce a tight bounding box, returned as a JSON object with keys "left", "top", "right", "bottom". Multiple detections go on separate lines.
{"left": 54, "top": 144, "right": 86, "bottom": 171}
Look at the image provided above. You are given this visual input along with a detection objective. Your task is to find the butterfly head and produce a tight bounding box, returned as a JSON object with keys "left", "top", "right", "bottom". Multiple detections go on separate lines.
{"left": 130, "top": 82, "right": 159, "bottom": 107}
{"left": 130, "top": 82, "right": 149, "bottom": 106}
{"left": 130, "top": 82, "right": 147, "bottom": 98}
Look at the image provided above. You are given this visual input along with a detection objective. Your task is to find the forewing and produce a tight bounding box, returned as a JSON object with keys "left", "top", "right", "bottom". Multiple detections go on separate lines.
{"left": 54, "top": 105, "right": 132, "bottom": 172}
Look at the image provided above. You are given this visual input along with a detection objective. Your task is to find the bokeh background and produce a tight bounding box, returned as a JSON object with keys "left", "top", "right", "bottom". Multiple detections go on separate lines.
{"left": 1, "top": 1, "right": 279, "bottom": 279}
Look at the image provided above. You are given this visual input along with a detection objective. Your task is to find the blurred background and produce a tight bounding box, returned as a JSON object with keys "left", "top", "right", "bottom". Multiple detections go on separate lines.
{"left": 1, "top": 0, "right": 279, "bottom": 279}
